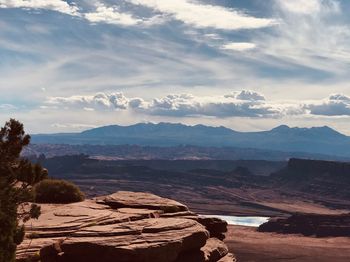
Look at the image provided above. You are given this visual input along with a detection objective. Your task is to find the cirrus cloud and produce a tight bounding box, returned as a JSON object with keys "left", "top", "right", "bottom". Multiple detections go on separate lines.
{"left": 276, "top": 0, "right": 339, "bottom": 14}
{"left": 221, "top": 42, "right": 256, "bottom": 52}
{"left": 127, "top": 0, "right": 277, "bottom": 30}
{"left": 84, "top": 3, "right": 142, "bottom": 26}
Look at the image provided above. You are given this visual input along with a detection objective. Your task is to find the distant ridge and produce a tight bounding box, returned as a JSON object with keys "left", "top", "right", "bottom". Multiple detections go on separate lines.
{"left": 31, "top": 123, "right": 350, "bottom": 158}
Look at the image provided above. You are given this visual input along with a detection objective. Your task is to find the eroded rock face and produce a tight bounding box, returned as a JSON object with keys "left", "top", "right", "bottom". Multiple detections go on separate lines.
{"left": 258, "top": 213, "right": 350, "bottom": 237}
{"left": 16, "top": 191, "right": 234, "bottom": 262}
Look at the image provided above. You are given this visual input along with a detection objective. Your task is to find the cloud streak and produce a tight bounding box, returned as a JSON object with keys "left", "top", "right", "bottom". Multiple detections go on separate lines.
{"left": 0, "top": 0, "right": 79, "bottom": 16}
{"left": 84, "top": 3, "right": 142, "bottom": 26}
{"left": 127, "top": 0, "right": 276, "bottom": 30}
{"left": 222, "top": 42, "right": 256, "bottom": 52}
{"left": 255, "top": 0, "right": 350, "bottom": 76}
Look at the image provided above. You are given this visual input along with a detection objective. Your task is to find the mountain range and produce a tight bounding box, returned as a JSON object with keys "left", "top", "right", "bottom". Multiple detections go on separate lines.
{"left": 31, "top": 123, "right": 350, "bottom": 158}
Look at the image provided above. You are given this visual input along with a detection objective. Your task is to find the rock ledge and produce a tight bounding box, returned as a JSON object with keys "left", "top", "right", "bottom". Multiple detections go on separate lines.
{"left": 17, "top": 191, "right": 235, "bottom": 262}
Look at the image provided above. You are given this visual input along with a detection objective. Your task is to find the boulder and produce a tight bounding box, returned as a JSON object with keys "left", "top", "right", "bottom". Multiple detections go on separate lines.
{"left": 174, "top": 238, "right": 228, "bottom": 262}
{"left": 16, "top": 191, "right": 235, "bottom": 262}
{"left": 196, "top": 217, "right": 228, "bottom": 240}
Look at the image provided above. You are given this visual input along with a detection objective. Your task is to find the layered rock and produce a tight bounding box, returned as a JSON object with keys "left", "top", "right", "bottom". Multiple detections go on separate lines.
{"left": 16, "top": 191, "right": 235, "bottom": 262}
{"left": 258, "top": 213, "right": 350, "bottom": 237}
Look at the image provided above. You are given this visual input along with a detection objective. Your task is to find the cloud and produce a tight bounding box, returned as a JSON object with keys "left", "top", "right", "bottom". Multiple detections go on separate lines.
{"left": 51, "top": 123, "right": 98, "bottom": 129}
{"left": 47, "top": 91, "right": 350, "bottom": 118}
{"left": 127, "top": 0, "right": 276, "bottom": 30}
{"left": 84, "top": 3, "right": 142, "bottom": 26}
{"left": 221, "top": 42, "right": 256, "bottom": 51}
{"left": 276, "top": 0, "right": 321, "bottom": 14}
{"left": 197, "top": 101, "right": 280, "bottom": 118}
{"left": 276, "top": 0, "right": 339, "bottom": 14}
{"left": 134, "top": 92, "right": 284, "bottom": 118}
{"left": 45, "top": 90, "right": 285, "bottom": 118}
{"left": 306, "top": 94, "right": 350, "bottom": 116}
{"left": 0, "top": 103, "right": 17, "bottom": 110}
{"left": 128, "top": 98, "right": 145, "bottom": 109}
{"left": 46, "top": 92, "right": 130, "bottom": 110}
{"left": 225, "top": 90, "right": 265, "bottom": 101}
{"left": 256, "top": 0, "right": 350, "bottom": 76}
{"left": 0, "top": 0, "right": 276, "bottom": 31}
{"left": 146, "top": 94, "right": 200, "bottom": 116}
{"left": 0, "top": 0, "right": 80, "bottom": 16}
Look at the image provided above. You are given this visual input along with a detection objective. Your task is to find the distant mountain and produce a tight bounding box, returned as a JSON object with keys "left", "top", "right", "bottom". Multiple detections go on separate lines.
{"left": 31, "top": 123, "right": 350, "bottom": 158}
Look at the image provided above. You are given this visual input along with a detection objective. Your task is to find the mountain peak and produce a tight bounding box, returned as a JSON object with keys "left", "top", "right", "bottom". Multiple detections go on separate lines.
{"left": 269, "top": 125, "right": 345, "bottom": 138}
{"left": 310, "top": 126, "right": 345, "bottom": 136}
{"left": 271, "top": 125, "right": 290, "bottom": 131}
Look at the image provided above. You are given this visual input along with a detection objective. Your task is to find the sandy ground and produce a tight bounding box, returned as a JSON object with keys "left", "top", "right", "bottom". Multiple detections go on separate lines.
{"left": 225, "top": 225, "right": 350, "bottom": 262}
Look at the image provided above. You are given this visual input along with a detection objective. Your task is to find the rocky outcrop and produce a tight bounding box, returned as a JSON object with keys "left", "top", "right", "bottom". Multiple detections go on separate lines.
{"left": 272, "top": 158, "right": 350, "bottom": 201}
{"left": 258, "top": 213, "right": 350, "bottom": 237}
{"left": 16, "top": 191, "right": 235, "bottom": 262}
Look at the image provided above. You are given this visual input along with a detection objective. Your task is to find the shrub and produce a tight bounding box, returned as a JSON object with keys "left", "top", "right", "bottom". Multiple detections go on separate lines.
{"left": 34, "top": 179, "right": 85, "bottom": 204}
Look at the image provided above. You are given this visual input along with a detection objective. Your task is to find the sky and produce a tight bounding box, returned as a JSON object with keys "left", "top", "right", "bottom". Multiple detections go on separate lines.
{"left": 1, "top": 0, "right": 350, "bottom": 134}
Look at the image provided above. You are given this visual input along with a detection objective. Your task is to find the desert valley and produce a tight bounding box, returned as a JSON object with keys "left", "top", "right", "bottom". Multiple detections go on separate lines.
{"left": 17, "top": 123, "right": 350, "bottom": 261}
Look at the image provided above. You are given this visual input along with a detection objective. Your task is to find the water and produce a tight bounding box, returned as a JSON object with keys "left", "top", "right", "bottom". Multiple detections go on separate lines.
{"left": 203, "top": 215, "right": 269, "bottom": 227}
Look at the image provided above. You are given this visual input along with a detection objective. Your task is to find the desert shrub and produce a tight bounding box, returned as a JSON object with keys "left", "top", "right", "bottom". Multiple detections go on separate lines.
{"left": 34, "top": 179, "right": 85, "bottom": 204}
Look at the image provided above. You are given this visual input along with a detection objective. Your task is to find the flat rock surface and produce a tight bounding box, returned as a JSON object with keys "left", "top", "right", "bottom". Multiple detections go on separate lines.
{"left": 98, "top": 191, "right": 189, "bottom": 212}
{"left": 16, "top": 191, "right": 234, "bottom": 262}
{"left": 225, "top": 225, "right": 350, "bottom": 262}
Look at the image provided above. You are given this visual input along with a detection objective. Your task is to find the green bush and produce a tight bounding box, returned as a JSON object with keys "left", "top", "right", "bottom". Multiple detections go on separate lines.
{"left": 34, "top": 179, "right": 85, "bottom": 204}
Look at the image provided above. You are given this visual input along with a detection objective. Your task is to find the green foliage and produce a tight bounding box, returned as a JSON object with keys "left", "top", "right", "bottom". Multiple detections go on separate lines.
{"left": 34, "top": 179, "right": 85, "bottom": 204}
{"left": 0, "top": 119, "right": 47, "bottom": 262}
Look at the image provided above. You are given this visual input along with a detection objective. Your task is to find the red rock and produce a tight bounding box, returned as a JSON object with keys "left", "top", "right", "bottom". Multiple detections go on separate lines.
{"left": 16, "top": 191, "right": 233, "bottom": 262}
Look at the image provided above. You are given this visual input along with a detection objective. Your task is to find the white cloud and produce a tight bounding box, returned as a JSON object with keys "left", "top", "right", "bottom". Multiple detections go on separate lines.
{"left": 146, "top": 94, "right": 200, "bottom": 116}
{"left": 51, "top": 123, "right": 97, "bottom": 129}
{"left": 306, "top": 94, "right": 350, "bottom": 116}
{"left": 276, "top": 0, "right": 339, "bottom": 14}
{"left": 276, "top": 0, "right": 321, "bottom": 14}
{"left": 128, "top": 0, "right": 276, "bottom": 30}
{"left": 222, "top": 42, "right": 256, "bottom": 51}
{"left": 84, "top": 3, "right": 141, "bottom": 26}
{"left": 225, "top": 90, "right": 265, "bottom": 101}
{"left": 46, "top": 91, "right": 350, "bottom": 119}
{"left": 46, "top": 92, "right": 129, "bottom": 110}
{"left": 0, "top": 0, "right": 80, "bottom": 16}
{"left": 257, "top": 0, "right": 350, "bottom": 75}
{"left": 45, "top": 91, "right": 286, "bottom": 118}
